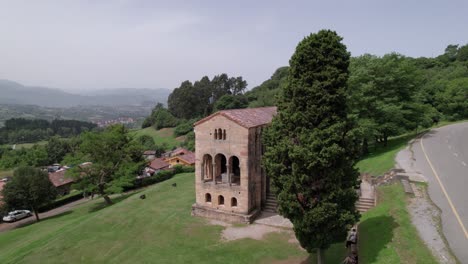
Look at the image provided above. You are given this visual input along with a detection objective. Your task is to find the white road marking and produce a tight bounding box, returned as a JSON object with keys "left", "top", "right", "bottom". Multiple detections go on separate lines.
{"left": 421, "top": 135, "right": 468, "bottom": 239}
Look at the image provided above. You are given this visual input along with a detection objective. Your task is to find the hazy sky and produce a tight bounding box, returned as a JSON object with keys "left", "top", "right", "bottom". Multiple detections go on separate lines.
{"left": 0, "top": 0, "right": 467, "bottom": 92}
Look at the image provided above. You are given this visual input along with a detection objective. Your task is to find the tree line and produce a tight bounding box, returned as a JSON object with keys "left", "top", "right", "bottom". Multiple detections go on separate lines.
{"left": 0, "top": 118, "right": 97, "bottom": 145}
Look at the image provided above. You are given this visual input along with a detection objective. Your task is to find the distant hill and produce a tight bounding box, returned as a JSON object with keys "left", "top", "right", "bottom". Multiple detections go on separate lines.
{"left": 0, "top": 79, "right": 171, "bottom": 107}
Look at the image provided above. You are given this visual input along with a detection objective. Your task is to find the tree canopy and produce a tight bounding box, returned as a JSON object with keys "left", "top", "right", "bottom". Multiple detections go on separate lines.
{"left": 2, "top": 166, "right": 57, "bottom": 221}
{"left": 65, "top": 125, "right": 144, "bottom": 204}
{"left": 263, "top": 30, "right": 360, "bottom": 259}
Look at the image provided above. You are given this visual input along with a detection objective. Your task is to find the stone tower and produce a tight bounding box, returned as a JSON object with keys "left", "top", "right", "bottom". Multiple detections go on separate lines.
{"left": 191, "top": 107, "right": 277, "bottom": 223}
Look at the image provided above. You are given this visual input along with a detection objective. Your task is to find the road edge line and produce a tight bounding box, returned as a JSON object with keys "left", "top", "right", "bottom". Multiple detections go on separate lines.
{"left": 420, "top": 134, "right": 468, "bottom": 239}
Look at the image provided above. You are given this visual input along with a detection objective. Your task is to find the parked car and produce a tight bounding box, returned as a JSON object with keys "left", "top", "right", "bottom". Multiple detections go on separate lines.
{"left": 2, "top": 210, "right": 32, "bottom": 222}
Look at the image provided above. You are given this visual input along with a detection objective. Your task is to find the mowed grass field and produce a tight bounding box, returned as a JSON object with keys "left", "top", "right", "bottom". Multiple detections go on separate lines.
{"left": 130, "top": 127, "right": 182, "bottom": 149}
{"left": 0, "top": 173, "right": 308, "bottom": 264}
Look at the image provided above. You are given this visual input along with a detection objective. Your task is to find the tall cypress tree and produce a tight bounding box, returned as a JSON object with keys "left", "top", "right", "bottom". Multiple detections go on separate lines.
{"left": 263, "top": 30, "right": 360, "bottom": 261}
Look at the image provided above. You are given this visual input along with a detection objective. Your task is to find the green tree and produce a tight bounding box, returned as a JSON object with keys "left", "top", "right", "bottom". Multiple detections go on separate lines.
{"left": 66, "top": 125, "right": 144, "bottom": 204}
{"left": 263, "top": 30, "right": 360, "bottom": 263}
{"left": 137, "top": 135, "right": 156, "bottom": 150}
{"left": 213, "top": 94, "right": 249, "bottom": 111}
{"left": 2, "top": 166, "right": 57, "bottom": 221}
{"left": 46, "top": 136, "right": 70, "bottom": 164}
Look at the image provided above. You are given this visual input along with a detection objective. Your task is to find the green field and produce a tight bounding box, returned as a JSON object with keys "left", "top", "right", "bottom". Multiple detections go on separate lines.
{"left": 0, "top": 173, "right": 309, "bottom": 264}
{"left": 2, "top": 141, "right": 47, "bottom": 150}
{"left": 130, "top": 127, "right": 181, "bottom": 149}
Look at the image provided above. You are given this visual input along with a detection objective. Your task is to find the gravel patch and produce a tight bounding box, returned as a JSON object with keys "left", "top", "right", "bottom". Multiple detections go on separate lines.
{"left": 407, "top": 184, "right": 457, "bottom": 264}
{"left": 397, "top": 143, "right": 458, "bottom": 264}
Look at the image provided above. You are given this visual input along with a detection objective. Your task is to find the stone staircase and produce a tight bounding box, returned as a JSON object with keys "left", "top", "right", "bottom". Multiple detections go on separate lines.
{"left": 355, "top": 197, "right": 375, "bottom": 213}
{"left": 264, "top": 192, "right": 278, "bottom": 213}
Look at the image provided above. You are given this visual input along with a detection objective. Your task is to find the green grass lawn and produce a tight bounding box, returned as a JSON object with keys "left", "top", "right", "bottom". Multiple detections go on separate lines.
{"left": 358, "top": 184, "right": 438, "bottom": 264}
{"left": 0, "top": 169, "right": 14, "bottom": 178}
{"left": 0, "top": 173, "right": 308, "bottom": 264}
{"left": 355, "top": 133, "right": 419, "bottom": 176}
{"left": 2, "top": 141, "right": 47, "bottom": 150}
{"left": 130, "top": 127, "right": 181, "bottom": 149}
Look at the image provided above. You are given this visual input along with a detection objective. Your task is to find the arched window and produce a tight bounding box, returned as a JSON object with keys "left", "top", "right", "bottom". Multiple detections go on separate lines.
{"left": 217, "top": 128, "right": 222, "bottom": 140}
{"left": 231, "top": 197, "right": 237, "bottom": 207}
{"left": 214, "top": 129, "right": 218, "bottom": 140}
{"left": 218, "top": 195, "right": 224, "bottom": 205}
{"left": 205, "top": 193, "right": 211, "bottom": 203}
{"left": 223, "top": 129, "right": 226, "bottom": 140}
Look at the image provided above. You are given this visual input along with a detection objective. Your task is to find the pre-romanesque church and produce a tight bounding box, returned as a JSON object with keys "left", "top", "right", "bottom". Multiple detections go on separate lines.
{"left": 191, "top": 107, "right": 277, "bottom": 223}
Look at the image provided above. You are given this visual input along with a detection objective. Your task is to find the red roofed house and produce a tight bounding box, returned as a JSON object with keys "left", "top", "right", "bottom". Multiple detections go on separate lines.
{"left": 48, "top": 169, "right": 75, "bottom": 195}
{"left": 143, "top": 158, "right": 171, "bottom": 178}
{"left": 191, "top": 107, "right": 277, "bottom": 223}
{"left": 164, "top": 148, "right": 195, "bottom": 168}
{"left": 143, "top": 150, "right": 157, "bottom": 160}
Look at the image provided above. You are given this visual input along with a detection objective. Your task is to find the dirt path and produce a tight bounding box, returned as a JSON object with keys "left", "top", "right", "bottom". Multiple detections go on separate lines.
{"left": 0, "top": 198, "right": 88, "bottom": 233}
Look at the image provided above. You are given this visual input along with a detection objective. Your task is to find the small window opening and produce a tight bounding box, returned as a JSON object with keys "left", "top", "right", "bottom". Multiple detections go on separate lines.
{"left": 218, "top": 195, "right": 224, "bottom": 205}
{"left": 205, "top": 193, "right": 211, "bottom": 203}
{"left": 231, "top": 197, "right": 237, "bottom": 207}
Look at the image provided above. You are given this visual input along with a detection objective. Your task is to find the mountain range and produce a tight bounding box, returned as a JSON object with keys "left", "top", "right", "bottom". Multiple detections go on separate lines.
{"left": 0, "top": 79, "right": 171, "bottom": 108}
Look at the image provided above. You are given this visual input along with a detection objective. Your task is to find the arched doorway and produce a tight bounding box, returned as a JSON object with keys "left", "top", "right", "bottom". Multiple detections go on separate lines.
{"left": 214, "top": 153, "right": 227, "bottom": 183}
{"left": 229, "top": 156, "right": 241, "bottom": 185}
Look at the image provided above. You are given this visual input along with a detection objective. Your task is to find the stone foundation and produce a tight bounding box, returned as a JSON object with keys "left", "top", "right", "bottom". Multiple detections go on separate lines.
{"left": 191, "top": 203, "right": 260, "bottom": 224}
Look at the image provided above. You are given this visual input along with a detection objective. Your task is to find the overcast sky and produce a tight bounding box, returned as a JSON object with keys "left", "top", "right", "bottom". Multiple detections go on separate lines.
{"left": 0, "top": 0, "right": 467, "bottom": 92}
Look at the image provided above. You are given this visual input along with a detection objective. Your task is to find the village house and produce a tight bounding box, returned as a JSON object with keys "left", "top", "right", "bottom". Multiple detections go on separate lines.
{"left": 164, "top": 147, "right": 195, "bottom": 167}
{"left": 143, "top": 150, "right": 157, "bottom": 160}
{"left": 191, "top": 107, "right": 277, "bottom": 223}
{"left": 142, "top": 147, "right": 195, "bottom": 178}
{"left": 48, "top": 169, "right": 75, "bottom": 196}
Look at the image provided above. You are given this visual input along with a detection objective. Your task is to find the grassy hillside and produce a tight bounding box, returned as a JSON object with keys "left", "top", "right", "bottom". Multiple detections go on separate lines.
{"left": 0, "top": 173, "right": 308, "bottom": 264}
{"left": 358, "top": 184, "right": 438, "bottom": 264}
{"left": 130, "top": 127, "right": 182, "bottom": 149}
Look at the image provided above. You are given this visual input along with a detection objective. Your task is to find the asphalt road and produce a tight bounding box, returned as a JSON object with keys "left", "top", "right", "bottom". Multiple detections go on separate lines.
{"left": 412, "top": 122, "right": 468, "bottom": 263}
{"left": 0, "top": 198, "right": 88, "bottom": 233}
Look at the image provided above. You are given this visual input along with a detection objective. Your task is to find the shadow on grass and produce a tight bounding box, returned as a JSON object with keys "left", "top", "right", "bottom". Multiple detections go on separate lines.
{"left": 358, "top": 215, "right": 398, "bottom": 263}
{"left": 15, "top": 211, "right": 74, "bottom": 230}
{"left": 88, "top": 190, "right": 143, "bottom": 213}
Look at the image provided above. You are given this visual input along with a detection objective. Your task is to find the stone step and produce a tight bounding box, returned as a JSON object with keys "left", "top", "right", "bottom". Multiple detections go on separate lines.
{"left": 400, "top": 179, "right": 414, "bottom": 194}
{"left": 265, "top": 200, "right": 277, "bottom": 206}
{"left": 359, "top": 197, "right": 374, "bottom": 202}
{"left": 263, "top": 208, "right": 277, "bottom": 213}
{"left": 356, "top": 200, "right": 374, "bottom": 206}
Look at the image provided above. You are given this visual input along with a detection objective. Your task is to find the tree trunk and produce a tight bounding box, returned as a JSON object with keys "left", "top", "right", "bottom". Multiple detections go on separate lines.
{"left": 362, "top": 138, "right": 369, "bottom": 155}
{"left": 98, "top": 184, "right": 113, "bottom": 205}
{"left": 383, "top": 134, "right": 388, "bottom": 147}
{"left": 316, "top": 248, "right": 324, "bottom": 264}
{"left": 32, "top": 207, "right": 40, "bottom": 222}
{"left": 103, "top": 195, "right": 113, "bottom": 205}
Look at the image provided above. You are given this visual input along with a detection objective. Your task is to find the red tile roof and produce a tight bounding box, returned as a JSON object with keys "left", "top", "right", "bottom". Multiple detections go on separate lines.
{"left": 178, "top": 152, "right": 195, "bottom": 165}
{"left": 148, "top": 158, "right": 170, "bottom": 170}
{"left": 194, "top": 107, "right": 277, "bottom": 128}
{"left": 48, "top": 169, "right": 75, "bottom": 188}
{"left": 171, "top": 147, "right": 190, "bottom": 156}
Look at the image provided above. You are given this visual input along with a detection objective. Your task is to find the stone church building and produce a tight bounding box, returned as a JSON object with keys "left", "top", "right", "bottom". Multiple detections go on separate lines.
{"left": 191, "top": 107, "right": 277, "bottom": 223}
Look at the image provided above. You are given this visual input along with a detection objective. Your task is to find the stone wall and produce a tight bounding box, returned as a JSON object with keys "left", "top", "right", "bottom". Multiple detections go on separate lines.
{"left": 194, "top": 115, "right": 251, "bottom": 214}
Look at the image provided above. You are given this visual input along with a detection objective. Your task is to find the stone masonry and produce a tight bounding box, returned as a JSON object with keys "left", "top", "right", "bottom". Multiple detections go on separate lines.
{"left": 191, "top": 107, "right": 277, "bottom": 223}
